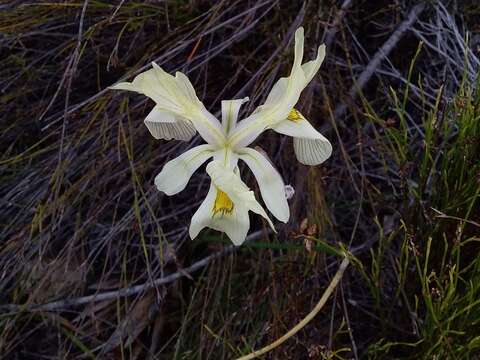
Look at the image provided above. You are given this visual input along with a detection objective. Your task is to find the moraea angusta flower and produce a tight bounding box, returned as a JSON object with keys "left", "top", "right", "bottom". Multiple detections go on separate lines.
{"left": 110, "top": 27, "right": 331, "bottom": 245}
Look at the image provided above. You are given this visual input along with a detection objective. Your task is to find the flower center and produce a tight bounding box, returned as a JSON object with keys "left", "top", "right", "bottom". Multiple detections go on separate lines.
{"left": 287, "top": 108, "right": 303, "bottom": 122}
{"left": 212, "top": 188, "right": 234, "bottom": 216}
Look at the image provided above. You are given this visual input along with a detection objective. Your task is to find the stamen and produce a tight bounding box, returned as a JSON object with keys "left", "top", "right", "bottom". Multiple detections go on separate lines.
{"left": 212, "top": 188, "right": 234, "bottom": 216}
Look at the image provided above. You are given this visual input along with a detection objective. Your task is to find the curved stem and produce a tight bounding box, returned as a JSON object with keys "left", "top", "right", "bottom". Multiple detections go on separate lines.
{"left": 235, "top": 257, "right": 350, "bottom": 360}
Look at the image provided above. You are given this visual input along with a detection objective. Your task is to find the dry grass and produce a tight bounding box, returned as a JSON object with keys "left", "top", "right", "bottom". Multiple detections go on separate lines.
{"left": 1, "top": 1, "right": 480, "bottom": 359}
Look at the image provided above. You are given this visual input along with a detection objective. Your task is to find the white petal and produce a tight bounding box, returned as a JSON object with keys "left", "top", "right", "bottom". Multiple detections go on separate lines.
{"left": 190, "top": 161, "right": 279, "bottom": 245}
{"left": 259, "top": 27, "right": 306, "bottom": 116}
{"left": 206, "top": 161, "right": 275, "bottom": 230}
{"left": 174, "top": 71, "right": 200, "bottom": 103}
{"left": 273, "top": 118, "right": 332, "bottom": 165}
{"left": 154, "top": 144, "right": 215, "bottom": 195}
{"left": 151, "top": 64, "right": 196, "bottom": 109}
{"left": 221, "top": 97, "right": 249, "bottom": 135}
{"left": 149, "top": 64, "right": 226, "bottom": 145}
{"left": 110, "top": 63, "right": 225, "bottom": 146}
{"left": 227, "top": 112, "right": 268, "bottom": 149}
{"left": 293, "top": 137, "right": 332, "bottom": 165}
{"left": 192, "top": 107, "right": 226, "bottom": 146}
{"left": 273, "top": 117, "right": 324, "bottom": 139}
{"left": 113, "top": 66, "right": 178, "bottom": 110}
{"left": 189, "top": 184, "right": 250, "bottom": 246}
{"left": 211, "top": 147, "right": 239, "bottom": 170}
{"left": 229, "top": 28, "right": 325, "bottom": 149}
{"left": 189, "top": 184, "right": 216, "bottom": 241}
{"left": 144, "top": 107, "right": 196, "bottom": 141}
{"left": 302, "top": 44, "right": 326, "bottom": 83}
{"left": 109, "top": 82, "right": 136, "bottom": 92}
{"left": 292, "top": 26, "right": 305, "bottom": 71}
{"left": 235, "top": 190, "right": 275, "bottom": 231}
{"left": 263, "top": 78, "right": 288, "bottom": 108}
{"left": 206, "top": 161, "right": 248, "bottom": 193}
{"left": 238, "top": 148, "right": 289, "bottom": 222}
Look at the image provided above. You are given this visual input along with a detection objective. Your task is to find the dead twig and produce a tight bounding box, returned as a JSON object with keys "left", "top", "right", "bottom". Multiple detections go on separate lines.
{"left": 235, "top": 256, "right": 350, "bottom": 360}
{"left": 334, "top": 2, "right": 427, "bottom": 119}
{"left": 0, "top": 231, "right": 270, "bottom": 313}
{"left": 0, "top": 246, "right": 234, "bottom": 313}
{"left": 323, "top": 0, "right": 354, "bottom": 47}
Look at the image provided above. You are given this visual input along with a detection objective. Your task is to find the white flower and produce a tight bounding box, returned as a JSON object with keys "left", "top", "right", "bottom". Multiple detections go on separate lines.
{"left": 110, "top": 27, "right": 331, "bottom": 245}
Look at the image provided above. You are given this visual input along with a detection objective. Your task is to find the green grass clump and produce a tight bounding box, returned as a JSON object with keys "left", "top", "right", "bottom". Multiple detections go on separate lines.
{"left": 362, "top": 81, "right": 480, "bottom": 359}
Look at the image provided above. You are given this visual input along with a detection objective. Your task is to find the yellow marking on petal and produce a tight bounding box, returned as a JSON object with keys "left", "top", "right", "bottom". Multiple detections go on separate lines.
{"left": 287, "top": 109, "right": 304, "bottom": 122}
{"left": 212, "top": 188, "right": 234, "bottom": 216}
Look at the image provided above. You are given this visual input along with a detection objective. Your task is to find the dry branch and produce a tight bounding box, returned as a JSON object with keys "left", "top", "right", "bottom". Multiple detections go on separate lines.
{"left": 0, "top": 231, "right": 272, "bottom": 313}
{"left": 333, "top": 2, "right": 426, "bottom": 119}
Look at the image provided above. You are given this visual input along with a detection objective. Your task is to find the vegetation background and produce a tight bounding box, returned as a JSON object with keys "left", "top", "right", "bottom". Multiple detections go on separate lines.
{"left": 1, "top": 0, "right": 479, "bottom": 359}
